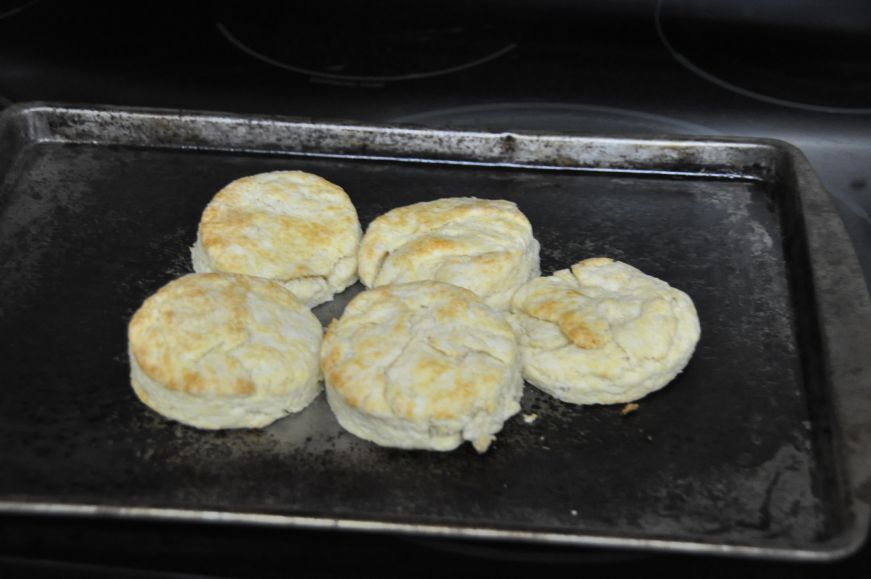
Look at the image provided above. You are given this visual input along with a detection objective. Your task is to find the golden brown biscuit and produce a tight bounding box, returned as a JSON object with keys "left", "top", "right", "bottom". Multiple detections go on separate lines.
{"left": 509, "top": 258, "right": 700, "bottom": 405}
{"left": 128, "top": 273, "right": 323, "bottom": 429}
{"left": 357, "top": 197, "right": 540, "bottom": 310}
{"left": 191, "top": 171, "right": 361, "bottom": 307}
{"left": 321, "top": 281, "right": 523, "bottom": 452}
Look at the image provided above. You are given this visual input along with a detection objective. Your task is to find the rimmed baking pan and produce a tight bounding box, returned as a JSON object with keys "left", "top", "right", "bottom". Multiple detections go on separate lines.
{"left": 0, "top": 103, "right": 868, "bottom": 560}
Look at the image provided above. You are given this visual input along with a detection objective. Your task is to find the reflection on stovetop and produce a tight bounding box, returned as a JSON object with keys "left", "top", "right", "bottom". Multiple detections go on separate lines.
{"left": 0, "top": 1, "right": 869, "bottom": 576}
{"left": 391, "top": 102, "right": 717, "bottom": 134}
{"left": 214, "top": 2, "right": 517, "bottom": 85}
{"left": 656, "top": 0, "right": 871, "bottom": 113}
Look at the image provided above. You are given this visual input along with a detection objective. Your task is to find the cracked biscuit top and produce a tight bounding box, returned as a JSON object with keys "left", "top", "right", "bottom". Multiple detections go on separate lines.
{"left": 357, "top": 197, "right": 540, "bottom": 310}
{"left": 321, "top": 281, "right": 523, "bottom": 452}
{"left": 128, "top": 273, "right": 323, "bottom": 428}
{"left": 509, "top": 258, "right": 700, "bottom": 405}
{"left": 191, "top": 171, "right": 361, "bottom": 308}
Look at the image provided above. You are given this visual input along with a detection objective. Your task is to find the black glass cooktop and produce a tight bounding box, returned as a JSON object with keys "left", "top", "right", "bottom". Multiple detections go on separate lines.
{"left": 0, "top": 1, "right": 868, "bottom": 577}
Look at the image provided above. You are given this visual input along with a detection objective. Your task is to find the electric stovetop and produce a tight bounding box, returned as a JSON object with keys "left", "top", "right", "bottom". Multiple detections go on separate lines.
{"left": 0, "top": 1, "right": 869, "bottom": 577}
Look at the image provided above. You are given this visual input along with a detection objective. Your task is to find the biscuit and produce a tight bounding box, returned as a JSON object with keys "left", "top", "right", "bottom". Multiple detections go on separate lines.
{"left": 128, "top": 273, "right": 323, "bottom": 429}
{"left": 508, "top": 258, "right": 700, "bottom": 405}
{"left": 357, "top": 197, "right": 540, "bottom": 310}
{"left": 191, "top": 171, "right": 361, "bottom": 308}
{"left": 321, "top": 281, "right": 523, "bottom": 453}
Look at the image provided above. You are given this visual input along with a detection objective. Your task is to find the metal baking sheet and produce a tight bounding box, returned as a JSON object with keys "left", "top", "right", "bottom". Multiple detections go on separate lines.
{"left": 1, "top": 103, "right": 869, "bottom": 561}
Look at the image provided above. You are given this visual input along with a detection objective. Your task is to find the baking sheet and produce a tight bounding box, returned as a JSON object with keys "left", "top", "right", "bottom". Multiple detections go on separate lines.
{"left": 0, "top": 103, "right": 869, "bottom": 560}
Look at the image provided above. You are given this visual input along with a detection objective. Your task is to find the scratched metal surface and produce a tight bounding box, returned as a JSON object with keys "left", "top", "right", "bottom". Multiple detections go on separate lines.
{"left": 0, "top": 104, "right": 868, "bottom": 560}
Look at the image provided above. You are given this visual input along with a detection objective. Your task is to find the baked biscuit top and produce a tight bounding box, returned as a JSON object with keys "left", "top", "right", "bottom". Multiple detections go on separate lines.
{"left": 197, "top": 171, "right": 361, "bottom": 281}
{"left": 357, "top": 197, "right": 539, "bottom": 309}
{"left": 128, "top": 273, "right": 322, "bottom": 399}
{"left": 321, "top": 281, "right": 519, "bottom": 423}
{"left": 509, "top": 258, "right": 700, "bottom": 404}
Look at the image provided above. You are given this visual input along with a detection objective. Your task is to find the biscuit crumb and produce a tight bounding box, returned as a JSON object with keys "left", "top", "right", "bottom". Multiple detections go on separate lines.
{"left": 472, "top": 435, "right": 494, "bottom": 454}
{"left": 522, "top": 413, "right": 539, "bottom": 424}
{"left": 621, "top": 403, "right": 640, "bottom": 416}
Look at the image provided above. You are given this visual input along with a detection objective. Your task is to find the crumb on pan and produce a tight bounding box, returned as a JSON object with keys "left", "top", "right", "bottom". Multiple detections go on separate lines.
{"left": 621, "top": 402, "right": 640, "bottom": 416}
{"left": 522, "top": 413, "right": 539, "bottom": 424}
{"left": 472, "top": 435, "right": 494, "bottom": 454}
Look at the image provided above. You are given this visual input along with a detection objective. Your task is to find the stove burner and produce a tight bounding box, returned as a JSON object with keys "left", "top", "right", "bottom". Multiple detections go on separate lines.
{"left": 391, "top": 102, "right": 715, "bottom": 135}
{"left": 656, "top": 0, "right": 871, "bottom": 114}
{"left": 215, "top": 3, "right": 514, "bottom": 85}
{"left": 0, "top": 0, "right": 39, "bottom": 21}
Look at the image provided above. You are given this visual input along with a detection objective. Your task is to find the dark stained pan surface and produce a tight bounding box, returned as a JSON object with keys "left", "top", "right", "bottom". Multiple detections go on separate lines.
{"left": 0, "top": 104, "right": 869, "bottom": 560}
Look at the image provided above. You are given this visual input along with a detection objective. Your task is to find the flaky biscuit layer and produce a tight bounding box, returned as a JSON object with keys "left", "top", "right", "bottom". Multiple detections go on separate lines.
{"left": 321, "top": 281, "right": 523, "bottom": 452}
{"left": 192, "top": 171, "right": 361, "bottom": 308}
{"left": 358, "top": 197, "right": 540, "bottom": 310}
{"left": 509, "top": 258, "right": 700, "bottom": 405}
{"left": 128, "top": 273, "right": 323, "bottom": 429}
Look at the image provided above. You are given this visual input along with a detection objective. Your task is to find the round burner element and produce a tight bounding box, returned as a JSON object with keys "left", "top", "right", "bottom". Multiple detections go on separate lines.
{"left": 215, "top": 2, "right": 514, "bottom": 84}
{"left": 0, "top": 0, "right": 39, "bottom": 21}
{"left": 391, "top": 102, "right": 714, "bottom": 136}
{"left": 656, "top": 0, "right": 871, "bottom": 114}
